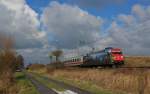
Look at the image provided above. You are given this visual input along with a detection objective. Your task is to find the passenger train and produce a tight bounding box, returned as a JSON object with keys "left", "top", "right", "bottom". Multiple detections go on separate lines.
{"left": 62, "top": 47, "right": 124, "bottom": 67}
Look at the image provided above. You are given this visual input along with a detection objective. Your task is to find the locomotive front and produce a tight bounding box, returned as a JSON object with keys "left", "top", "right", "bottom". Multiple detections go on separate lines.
{"left": 108, "top": 48, "right": 124, "bottom": 65}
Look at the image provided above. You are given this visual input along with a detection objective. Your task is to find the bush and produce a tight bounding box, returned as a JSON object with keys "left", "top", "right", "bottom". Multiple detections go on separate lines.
{"left": 0, "top": 34, "right": 18, "bottom": 94}
{"left": 46, "top": 62, "right": 64, "bottom": 74}
{"left": 27, "top": 64, "right": 46, "bottom": 71}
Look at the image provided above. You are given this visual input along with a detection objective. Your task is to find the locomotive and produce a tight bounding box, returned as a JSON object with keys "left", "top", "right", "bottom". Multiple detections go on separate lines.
{"left": 63, "top": 47, "right": 124, "bottom": 67}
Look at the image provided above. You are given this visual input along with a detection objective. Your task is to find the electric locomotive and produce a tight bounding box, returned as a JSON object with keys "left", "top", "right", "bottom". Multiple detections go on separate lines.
{"left": 82, "top": 47, "right": 124, "bottom": 67}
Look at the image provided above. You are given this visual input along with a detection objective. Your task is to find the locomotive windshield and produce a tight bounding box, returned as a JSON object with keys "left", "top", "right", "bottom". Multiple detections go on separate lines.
{"left": 111, "top": 52, "right": 122, "bottom": 54}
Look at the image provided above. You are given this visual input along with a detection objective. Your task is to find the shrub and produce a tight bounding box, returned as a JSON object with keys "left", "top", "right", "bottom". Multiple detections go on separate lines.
{"left": 0, "top": 34, "right": 18, "bottom": 94}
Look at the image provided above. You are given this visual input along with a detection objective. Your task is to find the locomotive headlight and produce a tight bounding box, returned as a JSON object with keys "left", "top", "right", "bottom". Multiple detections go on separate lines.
{"left": 121, "top": 56, "right": 123, "bottom": 58}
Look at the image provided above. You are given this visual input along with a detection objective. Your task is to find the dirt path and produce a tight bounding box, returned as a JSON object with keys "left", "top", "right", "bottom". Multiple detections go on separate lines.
{"left": 26, "top": 73, "right": 57, "bottom": 94}
{"left": 38, "top": 75, "right": 93, "bottom": 94}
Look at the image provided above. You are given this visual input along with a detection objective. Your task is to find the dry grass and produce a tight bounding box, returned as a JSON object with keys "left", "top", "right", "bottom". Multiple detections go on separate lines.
{"left": 29, "top": 56, "right": 150, "bottom": 94}
{"left": 48, "top": 68, "right": 150, "bottom": 94}
{"left": 125, "top": 56, "right": 150, "bottom": 67}
{"left": 28, "top": 64, "right": 46, "bottom": 71}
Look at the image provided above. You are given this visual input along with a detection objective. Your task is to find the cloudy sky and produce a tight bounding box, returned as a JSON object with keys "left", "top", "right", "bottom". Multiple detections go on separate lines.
{"left": 0, "top": 0, "right": 150, "bottom": 64}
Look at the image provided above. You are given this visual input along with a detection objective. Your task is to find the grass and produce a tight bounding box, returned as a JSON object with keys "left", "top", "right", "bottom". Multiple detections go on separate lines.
{"left": 125, "top": 56, "right": 150, "bottom": 67}
{"left": 46, "top": 68, "right": 150, "bottom": 94}
{"left": 31, "top": 72, "right": 115, "bottom": 94}
{"left": 28, "top": 56, "right": 150, "bottom": 94}
{"left": 51, "top": 75, "right": 120, "bottom": 94}
{"left": 31, "top": 73, "right": 65, "bottom": 91}
{"left": 15, "top": 72, "right": 39, "bottom": 94}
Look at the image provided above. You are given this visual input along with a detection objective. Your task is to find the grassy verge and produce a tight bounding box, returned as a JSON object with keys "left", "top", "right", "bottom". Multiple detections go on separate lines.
{"left": 47, "top": 69, "right": 150, "bottom": 94}
{"left": 31, "top": 73, "right": 65, "bottom": 91}
{"left": 15, "top": 72, "right": 39, "bottom": 94}
{"left": 49, "top": 75, "right": 125, "bottom": 94}
{"left": 32, "top": 71, "right": 119, "bottom": 94}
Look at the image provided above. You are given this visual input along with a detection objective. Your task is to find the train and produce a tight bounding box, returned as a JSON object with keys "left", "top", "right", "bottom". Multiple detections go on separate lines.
{"left": 62, "top": 47, "right": 124, "bottom": 68}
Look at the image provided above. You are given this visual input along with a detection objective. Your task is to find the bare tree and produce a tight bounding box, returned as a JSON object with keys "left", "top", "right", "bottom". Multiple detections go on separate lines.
{"left": 51, "top": 49, "right": 63, "bottom": 62}
{"left": 0, "top": 34, "right": 17, "bottom": 93}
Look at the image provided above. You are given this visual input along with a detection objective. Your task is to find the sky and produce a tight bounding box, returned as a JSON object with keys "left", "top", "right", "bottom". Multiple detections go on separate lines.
{"left": 0, "top": 0, "right": 150, "bottom": 64}
{"left": 26, "top": 0, "right": 150, "bottom": 20}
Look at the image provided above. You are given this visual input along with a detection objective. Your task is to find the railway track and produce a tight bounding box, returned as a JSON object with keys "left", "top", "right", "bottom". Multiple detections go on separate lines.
{"left": 62, "top": 66, "right": 150, "bottom": 70}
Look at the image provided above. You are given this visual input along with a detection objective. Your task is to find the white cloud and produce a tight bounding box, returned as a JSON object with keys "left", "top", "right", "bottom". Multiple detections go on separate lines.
{"left": 17, "top": 48, "right": 50, "bottom": 65}
{"left": 0, "top": 0, "right": 47, "bottom": 49}
{"left": 118, "top": 14, "right": 135, "bottom": 26}
{"left": 132, "top": 4, "right": 150, "bottom": 22}
{"left": 99, "top": 4, "right": 150, "bottom": 55}
{"left": 41, "top": 1, "right": 102, "bottom": 49}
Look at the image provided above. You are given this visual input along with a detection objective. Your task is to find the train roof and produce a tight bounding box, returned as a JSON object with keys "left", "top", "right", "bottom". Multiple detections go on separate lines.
{"left": 89, "top": 47, "right": 122, "bottom": 54}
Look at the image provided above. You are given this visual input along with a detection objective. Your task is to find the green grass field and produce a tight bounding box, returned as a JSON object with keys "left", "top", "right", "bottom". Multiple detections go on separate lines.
{"left": 15, "top": 72, "right": 39, "bottom": 94}
{"left": 31, "top": 73, "right": 65, "bottom": 91}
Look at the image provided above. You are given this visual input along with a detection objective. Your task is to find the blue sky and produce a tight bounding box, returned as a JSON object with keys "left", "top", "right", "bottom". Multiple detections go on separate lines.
{"left": 1, "top": 0, "right": 150, "bottom": 65}
{"left": 26, "top": 0, "right": 150, "bottom": 35}
{"left": 26, "top": 0, "right": 150, "bottom": 20}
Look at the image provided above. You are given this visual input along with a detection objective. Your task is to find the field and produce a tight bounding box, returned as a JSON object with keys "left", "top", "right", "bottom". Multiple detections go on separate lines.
{"left": 125, "top": 56, "right": 150, "bottom": 67}
{"left": 29, "top": 56, "right": 150, "bottom": 94}
{"left": 45, "top": 68, "right": 149, "bottom": 94}
{"left": 15, "top": 72, "right": 39, "bottom": 94}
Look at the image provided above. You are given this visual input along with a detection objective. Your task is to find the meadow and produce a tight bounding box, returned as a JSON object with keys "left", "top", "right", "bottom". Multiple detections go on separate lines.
{"left": 125, "top": 56, "right": 150, "bottom": 67}
{"left": 47, "top": 68, "right": 150, "bottom": 94}
{"left": 29, "top": 56, "right": 150, "bottom": 94}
